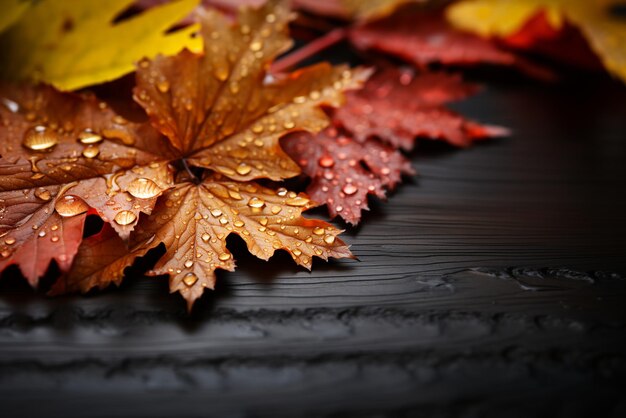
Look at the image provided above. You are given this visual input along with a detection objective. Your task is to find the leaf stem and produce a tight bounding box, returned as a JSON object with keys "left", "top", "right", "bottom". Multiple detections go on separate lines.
{"left": 180, "top": 158, "right": 200, "bottom": 184}
{"left": 271, "top": 28, "right": 348, "bottom": 73}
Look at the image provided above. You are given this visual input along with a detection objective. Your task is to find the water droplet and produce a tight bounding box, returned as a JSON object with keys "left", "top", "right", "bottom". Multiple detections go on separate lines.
{"left": 293, "top": 249, "right": 302, "bottom": 256}
{"left": 78, "top": 130, "right": 103, "bottom": 144}
{"left": 34, "top": 188, "right": 52, "bottom": 201}
{"left": 184, "top": 260, "right": 194, "bottom": 268}
{"left": 219, "top": 253, "right": 232, "bottom": 261}
{"left": 4, "top": 237, "right": 16, "bottom": 245}
{"left": 234, "top": 220, "right": 245, "bottom": 227}
{"left": 127, "top": 178, "right": 161, "bottom": 199}
{"left": 51, "top": 236, "right": 59, "bottom": 242}
{"left": 1, "top": 250, "right": 10, "bottom": 257}
{"left": 114, "top": 210, "right": 137, "bottom": 226}
{"left": 82, "top": 145, "right": 100, "bottom": 158}
{"left": 214, "top": 64, "right": 229, "bottom": 81}
{"left": 201, "top": 233, "right": 211, "bottom": 242}
{"left": 260, "top": 217, "right": 268, "bottom": 226}
{"left": 318, "top": 155, "right": 335, "bottom": 168}
{"left": 157, "top": 80, "right": 170, "bottom": 93}
{"left": 55, "top": 195, "right": 89, "bottom": 217}
{"left": 342, "top": 184, "right": 358, "bottom": 196}
{"left": 276, "top": 188, "right": 288, "bottom": 197}
{"left": 23, "top": 126, "right": 58, "bottom": 151}
{"left": 324, "top": 235, "right": 336, "bottom": 244}
{"left": 219, "top": 217, "right": 229, "bottom": 225}
{"left": 51, "top": 225, "right": 59, "bottom": 231}
{"left": 38, "top": 230, "right": 46, "bottom": 238}
{"left": 286, "top": 196, "right": 308, "bottom": 207}
{"left": 183, "top": 272, "right": 198, "bottom": 287}
{"left": 250, "top": 40, "right": 263, "bottom": 51}
{"left": 247, "top": 197, "right": 265, "bottom": 209}
{"left": 211, "top": 209, "right": 223, "bottom": 217}
{"left": 228, "top": 190, "right": 243, "bottom": 200}
{"left": 1, "top": 98, "right": 19, "bottom": 113}
{"left": 283, "top": 120, "right": 295, "bottom": 129}
{"left": 313, "top": 227, "right": 325, "bottom": 236}
{"left": 235, "top": 163, "right": 252, "bottom": 176}
{"left": 270, "top": 205, "right": 282, "bottom": 214}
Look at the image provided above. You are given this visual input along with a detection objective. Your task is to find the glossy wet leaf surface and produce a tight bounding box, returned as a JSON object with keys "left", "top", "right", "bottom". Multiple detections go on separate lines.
{"left": 0, "top": 0, "right": 364, "bottom": 309}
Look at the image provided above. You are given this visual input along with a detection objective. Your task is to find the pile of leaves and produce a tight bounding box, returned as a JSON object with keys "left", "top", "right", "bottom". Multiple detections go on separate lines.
{"left": 0, "top": 0, "right": 623, "bottom": 310}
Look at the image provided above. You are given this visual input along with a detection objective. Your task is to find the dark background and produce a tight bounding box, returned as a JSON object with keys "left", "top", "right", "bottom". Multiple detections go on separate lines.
{"left": 1, "top": 74, "right": 625, "bottom": 417}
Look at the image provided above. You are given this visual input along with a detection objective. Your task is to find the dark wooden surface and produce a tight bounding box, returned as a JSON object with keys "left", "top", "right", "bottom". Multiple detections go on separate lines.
{"left": 1, "top": 76, "right": 625, "bottom": 418}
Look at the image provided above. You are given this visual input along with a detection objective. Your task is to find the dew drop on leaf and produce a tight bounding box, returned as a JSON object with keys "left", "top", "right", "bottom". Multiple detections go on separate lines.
{"left": 286, "top": 196, "right": 308, "bottom": 207}
{"left": 183, "top": 272, "right": 198, "bottom": 287}
{"left": 23, "top": 126, "right": 58, "bottom": 151}
{"left": 218, "top": 253, "right": 231, "bottom": 261}
{"left": 318, "top": 155, "right": 335, "bottom": 168}
{"left": 55, "top": 195, "right": 89, "bottom": 217}
{"left": 247, "top": 197, "right": 265, "bottom": 209}
{"left": 201, "top": 233, "right": 211, "bottom": 242}
{"left": 113, "top": 210, "right": 137, "bottom": 226}
{"left": 82, "top": 145, "right": 100, "bottom": 158}
{"left": 4, "top": 237, "right": 16, "bottom": 245}
{"left": 342, "top": 184, "right": 358, "bottom": 196}
{"left": 235, "top": 163, "right": 252, "bottom": 176}
{"left": 34, "top": 188, "right": 52, "bottom": 201}
{"left": 78, "top": 129, "right": 103, "bottom": 144}
{"left": 126, "top": 178, "right": 161, "bottom": 199}
{"left": 324, "top": 235, "right": 336, "bottom": 244}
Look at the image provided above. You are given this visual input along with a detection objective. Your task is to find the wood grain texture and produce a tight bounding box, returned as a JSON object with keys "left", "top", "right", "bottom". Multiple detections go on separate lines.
{"left": 0, "top": 76, "right": 625, "bottom": 418}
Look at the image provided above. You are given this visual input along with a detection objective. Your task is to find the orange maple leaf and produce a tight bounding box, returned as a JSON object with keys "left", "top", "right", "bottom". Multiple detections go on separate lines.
{"left": 43, "top": 0, "right": 366, "bottom": 309}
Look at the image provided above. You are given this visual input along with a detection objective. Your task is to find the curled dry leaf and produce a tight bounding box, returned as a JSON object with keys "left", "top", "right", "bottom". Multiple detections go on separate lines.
{"left": 0, "top": 84, "right": 175, "bottom": 285}
{"left": 446, "top": 0, "right": 626, "bottom": 82}
{"left": 47, "top": 0, "right": 366, "bottom": 308}
{"left": 284, "top": 68, "right": 508, "bottom": 224}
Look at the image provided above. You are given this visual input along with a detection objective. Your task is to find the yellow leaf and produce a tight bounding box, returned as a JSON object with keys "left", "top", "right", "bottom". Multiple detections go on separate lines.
{"left": 0, "top": 0, "right": 203, "bottom": 90}
{"left": 0, "top": 0, "right": 32, "bottom": 33}
{"left": 446, "top": 0, "right": 626, "bottom": 83}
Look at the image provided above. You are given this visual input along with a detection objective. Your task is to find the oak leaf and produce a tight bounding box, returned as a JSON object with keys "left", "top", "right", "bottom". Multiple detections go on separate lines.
{"left": 48, "top": 1, "right": 366, "bottom": 308}
{"left": 446, "top": 0, "right": 626, "bottom": 82}
{"left": 283, "top": 69, "right": 508, "bottom": 224}
{"left": 0, "top": 0, "right": 202, "bottom": 90}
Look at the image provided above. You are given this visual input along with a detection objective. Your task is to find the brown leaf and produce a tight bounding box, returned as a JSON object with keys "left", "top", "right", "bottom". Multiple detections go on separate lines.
{"left": 50, "top": 0, "right": 362, "bottom": 308}
{"left": 0, "top": 84, "right": 175, "bottom": 283}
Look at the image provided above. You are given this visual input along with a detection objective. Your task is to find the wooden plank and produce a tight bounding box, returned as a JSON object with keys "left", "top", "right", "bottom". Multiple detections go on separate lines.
{"left": 0, "top": 78, "right": 625, "bottom": 417}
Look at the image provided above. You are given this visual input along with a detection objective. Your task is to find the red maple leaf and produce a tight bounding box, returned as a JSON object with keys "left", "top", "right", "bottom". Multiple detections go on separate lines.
{"left": 349, "top": 10, "right": 555, "bottom": 80}
{"left": 283, "top": 68, "right": 508, "bottom": 224}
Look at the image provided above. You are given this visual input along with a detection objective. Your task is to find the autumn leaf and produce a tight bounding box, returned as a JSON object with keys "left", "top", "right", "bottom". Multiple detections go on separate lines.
{"left": 283, "top": 68, "right": 507, "bottom": 224}
{"left": 446, "top": 0, "right": 626, "bottom": 82}
{"left": 0, "top": 0, "right": 31, "bottom": 33}
{"left": 284, "top": 128, "right": 413, "bottom": 224}
{"left": 295, "top": 0, "right": 427, "bottom": 20}
{"left": 349, "top": 9, "right": 555, "bottom": 79}
{"left": 0, "top": 0, "right": 202, "bottom": 90}
{"left": 46, "top": 1, "right": 366, "bottom": 309}
{"left": 0, "top": 83, "right": 176, "bottom": 285}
